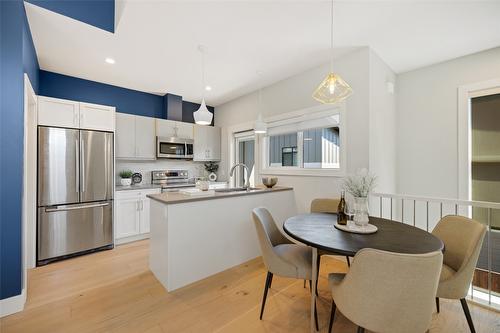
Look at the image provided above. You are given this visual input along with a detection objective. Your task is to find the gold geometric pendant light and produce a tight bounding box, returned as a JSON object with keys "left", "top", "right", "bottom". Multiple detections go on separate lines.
{"left": 313, "top": 0, "right": 352, "bottom": 104}
{"left": 313, "top": 72, "right": 352, "bottom": 104}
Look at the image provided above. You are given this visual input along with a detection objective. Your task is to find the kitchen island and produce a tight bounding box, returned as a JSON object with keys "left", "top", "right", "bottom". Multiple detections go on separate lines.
{"left": 147, "top": 187, "right": 295, "bottom": 291}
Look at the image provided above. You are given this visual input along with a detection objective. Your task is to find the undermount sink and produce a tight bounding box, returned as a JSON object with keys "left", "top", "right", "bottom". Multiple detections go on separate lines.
{"left": 214, "top": 187, "right": 262, "bottom": 193}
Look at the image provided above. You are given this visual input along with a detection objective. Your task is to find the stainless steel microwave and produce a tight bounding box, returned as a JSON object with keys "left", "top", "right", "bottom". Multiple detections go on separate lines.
{"left": 156, "top": 136, "right": 194, "bottom": 159}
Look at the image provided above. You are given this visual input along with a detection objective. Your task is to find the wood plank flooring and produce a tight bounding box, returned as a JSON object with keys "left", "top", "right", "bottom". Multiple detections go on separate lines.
{"left": 1, "top": 240, "right": 499, "bottom": 333}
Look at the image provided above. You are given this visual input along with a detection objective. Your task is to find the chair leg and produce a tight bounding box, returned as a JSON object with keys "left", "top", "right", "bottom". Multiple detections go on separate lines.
{"left": 259, "top": 272, "right": 273, "bottom": 320}
{"left": 435, "top": 297, "right": 440, "bottom": 313}
{"left": 328, "top": 299, "right": 336, "bottom": 333}
{"left": 314, "top": 297, "right": 319, "bottom": 331}
{"left": 460, "top": 298, "right": 476, "bottom": 333}
{"left": 346, "top": 256, "right": 350, "bottom": 267}
{"left": 315, "top": 254, "right": 321, "bottom": 296}
{"left": 357, "top": 327, "right": 365, "bottom": 333}
{"left": 268, "top": 273, "right": 273, "bottom": 289}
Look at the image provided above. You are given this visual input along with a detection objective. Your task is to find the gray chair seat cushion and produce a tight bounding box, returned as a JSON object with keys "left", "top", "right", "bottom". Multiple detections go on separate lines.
{"left": 439, "top": 264, "right": 456, "bottom": 282}
{"left": 273, "top": 244, "right": 313, "bottom": 279}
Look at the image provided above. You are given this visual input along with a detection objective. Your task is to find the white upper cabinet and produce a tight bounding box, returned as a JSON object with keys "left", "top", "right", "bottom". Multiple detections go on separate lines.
{"left": 115, "top": 113, "right": 136, "bottom": 159}
{"left": 38, "top": 96, "right": 80, "bottom": 129}
{"left": 116, "top": 113, "right": 156, "bottom": 160}
{"left": 135, "top": 116, "right": 156, "bottom": 159}
{"left": 156, "top": 119, "right": 194, "bottom": 139}
{"left": 79, "top": 102, "right": 115, "bottom": 131}
{"left": 193, "top": 125, "right": 221, "bottom": 161}
{"left": 38, "top": 96, "right": 115, "bottom": 131}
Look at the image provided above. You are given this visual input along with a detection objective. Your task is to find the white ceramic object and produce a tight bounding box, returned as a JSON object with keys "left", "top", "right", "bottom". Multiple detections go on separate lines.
{"left": 208, "top": 172, "right": 217, "bottom": 181}
{"left": 334, "top": 221, "right": 378, "bottom": 234}
{"left": 179, "top": 188, "right": 215, "bottom": 197}
{"left": 196, "top": 180, "right": 210, "bottom": 191}
{"left": 120, "top": 178, "right": 132, "bottom": 186}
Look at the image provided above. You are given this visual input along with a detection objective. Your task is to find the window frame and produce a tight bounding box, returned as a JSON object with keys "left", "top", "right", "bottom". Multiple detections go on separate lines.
{"left": 260, "top": 104, "right": 346, "bottom": 177}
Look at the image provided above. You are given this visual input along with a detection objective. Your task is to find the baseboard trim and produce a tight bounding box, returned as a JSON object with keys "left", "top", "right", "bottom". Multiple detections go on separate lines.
{"left": 0, "top": 289, "right": 26, "bottom": 317}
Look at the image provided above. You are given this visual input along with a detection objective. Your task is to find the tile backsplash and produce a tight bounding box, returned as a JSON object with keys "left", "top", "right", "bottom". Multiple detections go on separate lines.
{"left": 116, "top": 160, "right": 208, "bottom": 184}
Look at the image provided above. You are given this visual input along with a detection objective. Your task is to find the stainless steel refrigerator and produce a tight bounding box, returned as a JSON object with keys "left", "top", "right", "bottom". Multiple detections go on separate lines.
{"left": 37, "top": 126, "right": 114, "bottom": 265}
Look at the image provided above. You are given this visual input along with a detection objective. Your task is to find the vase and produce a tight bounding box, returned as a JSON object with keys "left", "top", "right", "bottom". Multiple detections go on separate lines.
{"left": 353, "top": 196, "right": 369, "bottom": 226}
{"left": 208, "top": 172, "right": 217, "bottom": 182}
{"left": 120, "top": 178, "right": 132, "bottom": 186}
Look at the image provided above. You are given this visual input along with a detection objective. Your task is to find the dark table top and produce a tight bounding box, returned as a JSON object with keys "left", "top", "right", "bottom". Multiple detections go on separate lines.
{"left": 283, "top": 213, "right": 444, "bottom": 257}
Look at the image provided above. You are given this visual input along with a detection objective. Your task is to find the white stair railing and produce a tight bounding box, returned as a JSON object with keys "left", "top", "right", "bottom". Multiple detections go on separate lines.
{"left": 370, "top": 192, "right": 500, "bottom": 310}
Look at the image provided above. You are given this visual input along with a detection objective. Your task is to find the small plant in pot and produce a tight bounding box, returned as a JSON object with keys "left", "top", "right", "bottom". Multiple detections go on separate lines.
{"left": 119, "top": 170, "right": 133, "bottom": 186}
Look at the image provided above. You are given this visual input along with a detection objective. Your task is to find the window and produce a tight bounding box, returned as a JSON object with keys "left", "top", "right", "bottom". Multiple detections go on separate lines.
{"left": 234, "top": 131, "right": 255, "bottom": 187}
{"left": 262, "top": 108, "right": 344, "bottom": 175}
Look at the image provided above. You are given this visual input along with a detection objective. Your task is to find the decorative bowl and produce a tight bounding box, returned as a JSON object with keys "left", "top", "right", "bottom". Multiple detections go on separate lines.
{"left": 262, "top": 177, "right": 278, "bottom": 188}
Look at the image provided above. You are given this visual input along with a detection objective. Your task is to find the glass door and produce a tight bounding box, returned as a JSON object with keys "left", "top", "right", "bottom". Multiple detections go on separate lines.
{"left": 234, "top": 132, "right": 255, "bottom": 188}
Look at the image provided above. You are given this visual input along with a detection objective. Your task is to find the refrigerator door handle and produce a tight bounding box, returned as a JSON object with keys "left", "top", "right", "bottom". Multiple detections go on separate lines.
{"left": 80, "top": 137, "right": 85, "bottom": 193}
{"left": 75, "top": 139, "right": 80, "bottom": 193}
{"left": 45, "top": 202, "right": 110, "bottom": 213}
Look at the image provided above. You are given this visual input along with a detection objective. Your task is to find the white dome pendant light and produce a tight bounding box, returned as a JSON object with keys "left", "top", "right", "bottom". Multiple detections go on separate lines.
{"left": 312, "top": 0, "right": 352, "bottom": 104}
{"left": 194, "top": 45, "right": 213, "bottom": 125}
{"left": 254, "top": 73, "right": 267, "bottom": 134}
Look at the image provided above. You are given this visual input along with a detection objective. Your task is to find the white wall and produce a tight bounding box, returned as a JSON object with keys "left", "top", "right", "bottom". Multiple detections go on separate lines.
{"left": 397, "top": 46, "right": 500, "bottom": 198}
{"left": 369, "top": 49, "right": 397, "bottom": 194}
{"left": 215, "top": 47, "right": 396, "bottom": 213}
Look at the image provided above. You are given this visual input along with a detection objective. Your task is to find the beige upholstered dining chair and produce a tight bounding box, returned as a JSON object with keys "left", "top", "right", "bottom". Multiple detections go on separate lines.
{"left": 432, "top": 215, "right": 487, "bottom": 333}
{"left": 252, "top": 207, "right": 318, "bottom": 330}
{"left": 327, "top": 248, "right": 443, "bottom": 333}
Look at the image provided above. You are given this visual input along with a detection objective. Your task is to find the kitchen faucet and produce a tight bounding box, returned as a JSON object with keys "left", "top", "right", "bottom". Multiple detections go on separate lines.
{"left": 230, "top": 163, "right": 251, "bottom": 190}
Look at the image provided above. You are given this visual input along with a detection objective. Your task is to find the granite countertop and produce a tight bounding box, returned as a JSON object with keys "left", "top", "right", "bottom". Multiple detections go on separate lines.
{"left": 115, "top": 183, "right": 162, "bottom": 191}
{"left": 147, "top": 186, "right": 293, "bottom": 205}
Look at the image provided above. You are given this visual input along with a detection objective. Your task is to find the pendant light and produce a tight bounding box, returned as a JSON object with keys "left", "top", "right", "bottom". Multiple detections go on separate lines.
{"left": 194, "top": 45, "right": 213, "bottom": 125}
{"left": 312, "top": 0, "right": 352, "bottom": 104}
{"left": 254, "top": 72, "right": 267, "bottom": 134}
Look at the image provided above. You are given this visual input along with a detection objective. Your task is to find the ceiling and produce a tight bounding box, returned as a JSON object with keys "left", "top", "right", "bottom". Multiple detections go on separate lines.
{"left": 26, "top": 1, "right": 500, "bottom": 106}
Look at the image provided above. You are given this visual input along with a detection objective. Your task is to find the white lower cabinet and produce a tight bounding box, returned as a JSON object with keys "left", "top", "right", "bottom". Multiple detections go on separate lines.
{"left": 115, "top": 188, "right": 160, "bottom": 244}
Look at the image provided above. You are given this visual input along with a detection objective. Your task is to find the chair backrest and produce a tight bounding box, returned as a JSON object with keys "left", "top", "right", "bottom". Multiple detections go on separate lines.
{"left": 333, "top": 249, "right": 443, "bottom": 333}
{"left": 310, "top": 198, "right": 340, "bottom": 214}
{"left": 432, "top": 215, "right": 486, "bottom": 273}
{"left": 252, "top": 207, "right": 290, "bottom": 270}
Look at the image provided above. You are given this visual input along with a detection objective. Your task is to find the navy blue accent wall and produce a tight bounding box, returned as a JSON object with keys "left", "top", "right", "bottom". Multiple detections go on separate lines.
{"left": 165, "top": 93, "right": 183, "bottom": 121}
{"left": 26, "top": 0, "right": 115, "bottom": 33}
{"left": 39, "top": 71, "right": 166, "bottom": 118}
{"left": 1, "top": 0, "right": 25, "bottom": 300}
{"left": 183, "top": 100, "right": 215, "bottom": 126}
{"left": 39, "top": 70, "right": 215, "bottom": 123}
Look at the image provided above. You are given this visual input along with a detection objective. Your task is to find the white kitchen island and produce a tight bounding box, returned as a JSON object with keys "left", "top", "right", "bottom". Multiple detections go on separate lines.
{"left": 147, "top": 187, "right": 295, "bottom": 291}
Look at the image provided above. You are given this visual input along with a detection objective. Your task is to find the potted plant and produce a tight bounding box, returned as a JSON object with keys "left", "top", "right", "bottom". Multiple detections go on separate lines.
{"left": 119, "top": 170, "right": 133, "bottom": 186}
{"left": 204, "top": 162, "right": 219, "bottom": 182}
{"left": 343, "top": 169, "right": 376, "bottom": 226}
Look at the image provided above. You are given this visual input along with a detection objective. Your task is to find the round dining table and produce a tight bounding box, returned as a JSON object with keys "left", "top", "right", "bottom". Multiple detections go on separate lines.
{"left": 283, "top": 213, "right": 444, "bottom": 333}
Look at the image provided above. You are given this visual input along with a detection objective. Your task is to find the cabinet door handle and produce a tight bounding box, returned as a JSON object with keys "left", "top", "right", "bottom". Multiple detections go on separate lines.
{"left": 140, "top": 201, "right": 144, "bottom": 210}
{"left": 136, "top": 201, "right": 140, "bottom": 211}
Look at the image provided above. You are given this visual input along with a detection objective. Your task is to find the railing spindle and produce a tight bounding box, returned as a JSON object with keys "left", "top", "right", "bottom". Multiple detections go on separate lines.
{"left": 413, "top": 200, "right": 416, "bottom": 226}
{"left": 488, "top": 208, "right": 492, "bottom": 305}
{"left": 426, "top": 201, "right": 429, "bottom": 232}
{"left": 380, "top": 196, "right": 382, "bottom": 218}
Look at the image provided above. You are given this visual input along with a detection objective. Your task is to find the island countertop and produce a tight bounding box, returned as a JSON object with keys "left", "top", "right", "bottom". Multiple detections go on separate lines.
{"left": 147, "top": 186, "right": 293, "bottom": 205}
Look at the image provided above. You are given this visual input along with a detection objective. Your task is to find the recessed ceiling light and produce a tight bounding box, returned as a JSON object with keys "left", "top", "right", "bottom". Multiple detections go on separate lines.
{"left": 205, "top": 85, "right": 212, "bottom": 91}
{"left": 105, "top": 58, "right": 115, "bottom": 64}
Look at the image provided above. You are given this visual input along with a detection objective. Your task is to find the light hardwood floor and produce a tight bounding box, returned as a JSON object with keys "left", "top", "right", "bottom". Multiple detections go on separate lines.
{"left": 1, "top": 240, "right": 499, "bottom": 333}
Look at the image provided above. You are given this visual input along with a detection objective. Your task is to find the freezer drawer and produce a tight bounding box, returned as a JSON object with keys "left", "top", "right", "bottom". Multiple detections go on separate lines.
{"left": 38, "top": 201, "right": 113, "bottom": 262}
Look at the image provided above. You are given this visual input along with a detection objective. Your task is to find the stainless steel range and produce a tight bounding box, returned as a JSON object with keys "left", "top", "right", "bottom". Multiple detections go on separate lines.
{"left": 152, "top": 169, "right": 196, "bottom": 192}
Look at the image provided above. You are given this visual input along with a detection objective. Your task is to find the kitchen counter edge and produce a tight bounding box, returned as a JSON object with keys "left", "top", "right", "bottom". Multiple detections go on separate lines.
{"left": 147, "top": 186, "right": 293, "bottom": 204}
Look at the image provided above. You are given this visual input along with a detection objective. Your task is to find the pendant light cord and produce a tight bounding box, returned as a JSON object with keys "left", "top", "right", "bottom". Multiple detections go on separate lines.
{"left": 330, "top": 0, "right": 334, "bottom": 73}
{"left": 199, "top": 45, "right": 206, "bottom": 99}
